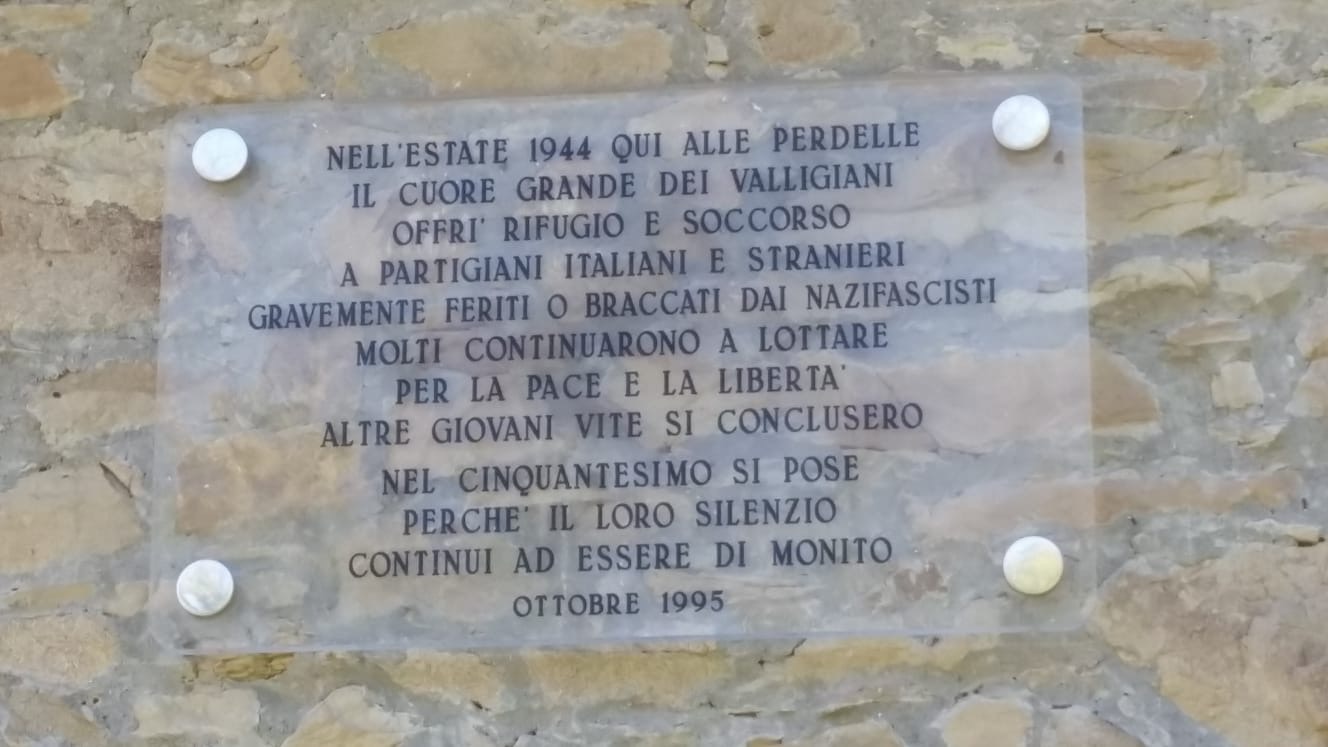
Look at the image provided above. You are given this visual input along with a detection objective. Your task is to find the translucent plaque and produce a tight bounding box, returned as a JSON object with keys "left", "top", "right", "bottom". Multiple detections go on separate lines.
{"left": 151, "top": 76, "right": 1091, "bottom": 653}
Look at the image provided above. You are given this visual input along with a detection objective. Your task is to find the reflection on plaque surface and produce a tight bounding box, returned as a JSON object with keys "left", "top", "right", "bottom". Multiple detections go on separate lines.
{"left": 151, "top": 76, "right": 1092, "bottom": 653}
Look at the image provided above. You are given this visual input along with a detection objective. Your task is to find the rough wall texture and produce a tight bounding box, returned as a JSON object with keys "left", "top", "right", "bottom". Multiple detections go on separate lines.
{"left": 1, "top": 0, "right": 1326, "bottom": 745}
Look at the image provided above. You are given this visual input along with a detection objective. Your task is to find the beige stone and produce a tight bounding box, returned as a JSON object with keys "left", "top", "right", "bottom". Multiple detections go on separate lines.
{"left": 1284, "top": 524, "right": 1324, "bottom": 545}
{"left": 748, "top": 723, "right": 905, "bottom": 747}
{"left": 1296, "top": 137, "right": 1328, "bottom": 156}
{"left": 916, "top": 470, "right": 1299, "bottom": 539}
{"left": 0, "top": 688, "right": 108, "bottom": 745}
{"left": 754, "top": 0, "right": 860, "bottom": 64}
{"left": 1245, "top": 80, "right": 1328, "bottom": 123}
{"left": 0, "top": 47, "right": 69, "bottom": 120}
{"left": 0, "top": 464, "right": 142, "bottom": 575}
{"left": 561, "top": 0, "right": 675, "bottom": 7}
{"left": 524, "top": 647, "right": 731, "bottom": 707}
{"left": 99, "top": 460, "right": 141, "bottom": 497}
{"left": 1093, "top": 543, "right": 1328, "bottom": 746}
{"left": 134, "top": 688, "right": 261, "bottom": 740}
{"left": 0, "top": 205, "right": 159, "bottom": 334}
{"left": 1042, "top": 706, "right": 1143, "bottom": 747}
{"left": 1094, "top": 470, "right": 1300, "bottom": 521}
{"left": 1087, "top": 136, "right": 1328, "bottom": 243}
{"left": 1165, "top": 318, "right": 1251, "bottom": 349}
{"left": 620, "top": 735, "right": 698, "bottom": 747}
{"left": 1092, "top": 347, "right": 1161, "bottom": 433}
{"left": 1091, "top": 256, "right": 1210, "bottom": 307}
{"left": 27, "top": 360, "right": 155, "bottom": 449}
{"left": 937, "top": 29, "right": 1032, "bottom": 69}
{"left": 779, "top": 637, "right": 996, "bottom": 681}
{"left": 106, "top": 582, "right": 149, "bottom": 617}
{"left": 1084, "top": 72, "right": 1207, "bottom": 111}
{"left": 705, "top": 34, "right": 729, "bottom": 64}
{"left": 827, "top": 342, "right": 1091, "bottom": 454}
{"left": 1085, "top": 134, "right": 1179, "bottom": 180}
{"left": 134, "top": 27, "right": 306, "bottom": 104}
{"left": 370, "top": 16, "right": 670, "bottom": 93}
{"left": 704, "top": 33, "right": 729, "bottom": 80}
{"left": 1247, "top": 519, "right": 1324, "bottom": 546}
{"left": 0, "top": 614, "right": 118, "bottom": 687}
{"left": 203, "top": 653, "right": 296, "bottom": 681}
{"left": 385, "top": 652, "right": 507, "bottom": 710}
{"left": 1215, "top": 420, "right": 1286, "bottom": 450}
{"left": 0, "top": 4, "right": 92, "bottom": 32}
{"left": 1289, "top": 359, "right": 1328, "bottom": 417}
{"left": 806, "top": 722, "right": 906, "bottom": 747}
{"left": 0, "top": 582, "right": 95, "bottom": 613}
{"left": 1295, "top": 296, "right": 1328, "bottom": 359}
{"left": 281, "top": 686, "right": 418, "bottom": 747}
{"left": 1211, "top": 361, "right": 1264, "bottom": 409}
{"left": 936, "top": 696, "right": 1033, "bottom": 747}
{"left": 0, "top": 126, "right": 165, "bottom": 221}
{"left": 174, "top": 426, "right": 354, "bottom": 534}
{"left": 1217, "top": 262, "right": 1304, "bottom": 305}
{"left": 1077, "top": 31, "right": 1218, "bottom": 69}
{"left": 1099, "top": 143, "right": 1233, "bottom": 234}
{"left": 1268, "top": 224, "right": 1328, "bottom": 255}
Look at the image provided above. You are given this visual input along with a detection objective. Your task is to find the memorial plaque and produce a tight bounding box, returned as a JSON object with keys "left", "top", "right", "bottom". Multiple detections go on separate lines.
{"left": 151, "top": 76, "right": 1092, "bottom": 653}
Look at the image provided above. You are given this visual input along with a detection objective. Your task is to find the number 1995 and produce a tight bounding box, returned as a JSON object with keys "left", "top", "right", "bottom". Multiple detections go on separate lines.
{"left": 660, "top": 590, "right": 724, "bottom": 613}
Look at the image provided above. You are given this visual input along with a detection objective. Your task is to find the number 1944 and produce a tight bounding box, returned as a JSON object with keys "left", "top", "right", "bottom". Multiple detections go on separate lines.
{"left": 528, "top": 135, "right": 591, "bottom": 162}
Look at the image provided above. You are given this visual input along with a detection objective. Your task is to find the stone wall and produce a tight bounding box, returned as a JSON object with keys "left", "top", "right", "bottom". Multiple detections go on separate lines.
{"left": 1, "top": 1, "right": 1325, "bottom": 745}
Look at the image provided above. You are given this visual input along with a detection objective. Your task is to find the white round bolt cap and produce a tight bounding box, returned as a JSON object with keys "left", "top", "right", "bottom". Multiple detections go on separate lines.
{"left": 992, "top": 95, "right": 1051, "bottom": 152}
{"left": 1003, "top": 536, "right": 1064, "bottom": 596}
{"left": 192, "top": 128, "right": 249, "bottom": 182}
{"left": 176, "top": 559, "right": 234, "bottom": 617}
